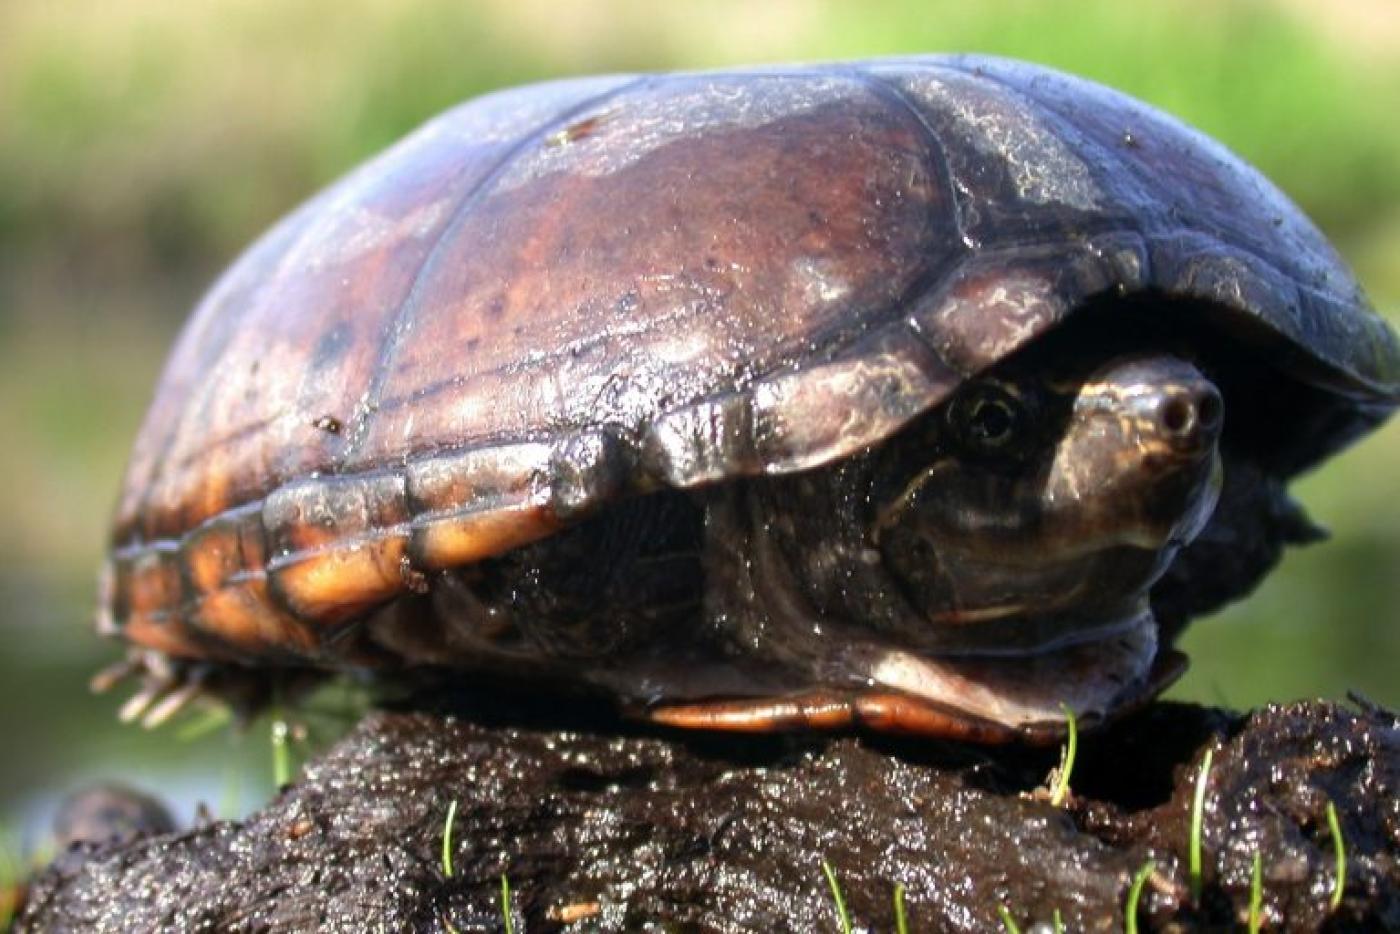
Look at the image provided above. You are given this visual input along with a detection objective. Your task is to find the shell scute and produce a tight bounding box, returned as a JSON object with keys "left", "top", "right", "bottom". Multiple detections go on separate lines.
{"left": 343, "top": 70, "right": 949, "bottom": 472}
{"left": 870, "top": 65, "right": 1109, "bottom": 236}
{"left": 404, "top": 442, "right": 560, "bottom": 567}
{"left": 263, "top": 473, "right": 412, "bottom": 625}
{"left": 115, "top": 76, "right": 639, "bottom": 546}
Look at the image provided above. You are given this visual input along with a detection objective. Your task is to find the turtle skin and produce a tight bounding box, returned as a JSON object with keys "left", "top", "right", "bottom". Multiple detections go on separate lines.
{"left": 97, "top": 56, "right": 1400, "bottom": 740}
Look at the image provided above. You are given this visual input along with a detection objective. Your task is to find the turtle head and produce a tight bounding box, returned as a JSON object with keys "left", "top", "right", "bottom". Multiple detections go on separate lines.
{"left": 875, "top": 352, "right": 1224, "bottom": 654}
{"left": 855, "top": 351, "right": 1224, "bottom": 731}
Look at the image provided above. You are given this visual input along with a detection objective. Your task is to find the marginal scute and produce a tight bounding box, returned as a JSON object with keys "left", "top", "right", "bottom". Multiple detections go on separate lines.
{"left": 906, "top": 233, "right": 1155, "bottom": 378}
{"left": 193, "top": 582, "right": 318, "bottom": 657}
{"left": 749, "top": 330, "right": 961, "bottom": 474}
{"left": 1058, "top": 231, "right": 1151, "bottom": 297}
{"left": 414, "top": 502, "right": 562, "bottom": 571}
{"left": 404, "top": 442, "right": 559, "bottom": 568}
{"left": 641, "top": 394, "right": 758, "bottom": 489}
{"left": 112, "top": 547, "right": 228, "bottom": 662}
{"left": 913, "top": 261, "right": 1068, "bottom": 376}
{"left": 263, "top": 474, "right": 411, "bottom": 559}
{"left": 952, "top": 55, "right": 1399, "bottom": 398}
{"left": 549, "top": 429, "right": 636, "bottom": 519}
{"left": 102, "top": 439, "right": 569, "bottom": 657}
{"left": 183, "top": 505, "right": 260, "bottom": 595}
{"left": 404, "top": 441, "right": 551, "bottom": 514}
{"left": 262, "top": 474, "right": 412, "bottom": 624}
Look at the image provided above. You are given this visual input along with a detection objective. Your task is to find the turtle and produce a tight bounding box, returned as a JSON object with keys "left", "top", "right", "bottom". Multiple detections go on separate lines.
{"left": 94, "top": 55, "right": 1400, "bottom": 744}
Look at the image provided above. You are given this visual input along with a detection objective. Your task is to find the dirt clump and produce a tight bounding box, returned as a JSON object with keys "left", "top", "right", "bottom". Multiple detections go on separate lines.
{"left": 16, "top": 697, "right": 1399, "bottom": 932}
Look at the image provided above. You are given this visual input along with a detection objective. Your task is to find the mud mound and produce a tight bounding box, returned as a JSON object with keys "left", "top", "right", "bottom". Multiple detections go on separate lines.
{"left": 17, "top": 698, "right": 1398, "bottom": 932}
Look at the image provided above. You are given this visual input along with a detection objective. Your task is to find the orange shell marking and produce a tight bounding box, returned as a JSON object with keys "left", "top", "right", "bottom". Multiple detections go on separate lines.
{"left": 104, "top": 440, "right": 564, "bottom": 662}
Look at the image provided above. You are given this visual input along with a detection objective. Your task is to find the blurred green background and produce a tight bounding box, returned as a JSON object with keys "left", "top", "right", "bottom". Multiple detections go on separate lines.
{"left": 1, "top": 0, "right": 1397, "bottom": 835}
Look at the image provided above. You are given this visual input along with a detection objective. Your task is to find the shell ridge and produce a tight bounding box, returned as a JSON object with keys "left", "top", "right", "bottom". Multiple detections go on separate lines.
{"left": 334, "top": 75, "right": 651, "bottom": 468}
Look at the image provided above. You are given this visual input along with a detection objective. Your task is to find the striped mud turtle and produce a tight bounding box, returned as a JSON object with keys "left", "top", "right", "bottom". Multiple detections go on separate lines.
{"left": 96, "top": 56, "right": 1400, "bottom": 743}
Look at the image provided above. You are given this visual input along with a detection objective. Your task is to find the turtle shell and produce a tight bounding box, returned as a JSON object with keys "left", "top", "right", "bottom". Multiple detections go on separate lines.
{"left": 103, "top": 56, "right": 1400, "bottom": 674}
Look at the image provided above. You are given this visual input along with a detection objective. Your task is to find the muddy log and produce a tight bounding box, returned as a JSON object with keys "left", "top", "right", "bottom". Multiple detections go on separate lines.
{"left": 17, "top": 698, "right": 1399, "bottom": 932}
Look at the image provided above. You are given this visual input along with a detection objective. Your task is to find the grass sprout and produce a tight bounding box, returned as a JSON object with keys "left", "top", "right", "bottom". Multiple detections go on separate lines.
{"left": 893, "top": 882, "right": 908, "bottom": 934}
{"left": 1326, "top": 800, "right": 1346, "bottom": 911}
{"left": 501, "top": 874, "right": 515, "bottom": 934}
{"left": 270, "top": 715, "right": 292, "bottom": 788}
{"left": 1189, "top": 746, "right": 1214, "bottom": 901}
{"left": 820, "top": 860, "right": 852, "bottom": 934}
{"left": 441, "top": 800, "right": 459, "bottom": 879}
{"left": 1248, "top": 850, "right": 1264, "bottom": 933}
{"left": 1053, "top": 907, "right": 1064, "bottom": 933}
{"left": 1049, "top": 703, "right": 1079, "bottom": 807}
{"left": 996, "top": 905, "right": 1021, "bottom": 933}
{"left": 1125, "top": 860, "right": 1155, "bottom": 934}
{"left": 174, "top": 704, "right": 232, "bottom": 742}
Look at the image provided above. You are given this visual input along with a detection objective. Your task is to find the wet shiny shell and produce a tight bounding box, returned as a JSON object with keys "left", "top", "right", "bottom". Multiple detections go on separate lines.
{"left": 103, "top": 56, "right": 1400, "bottom": 664}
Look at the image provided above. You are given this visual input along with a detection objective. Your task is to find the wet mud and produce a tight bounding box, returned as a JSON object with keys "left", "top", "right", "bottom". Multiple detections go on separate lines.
{"left": 16, "top": 697, "right": 1398, "bottom": 932}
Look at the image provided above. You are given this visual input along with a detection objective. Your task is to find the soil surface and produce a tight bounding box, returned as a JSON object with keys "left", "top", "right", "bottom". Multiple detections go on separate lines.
{"left": 15, "top": 696, "right": 1399, "bottom": 932}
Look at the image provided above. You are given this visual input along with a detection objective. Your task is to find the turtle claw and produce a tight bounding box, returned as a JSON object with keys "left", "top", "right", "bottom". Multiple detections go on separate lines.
{"left": 90, "top": 657, "right": 141, "bottom": 694}
{"left": 118, "top": 680, "right": 169, "bottom": 724}
{"left": 101, "top": 650, "right": 214, "bottom": 728}
{"left": 140, "top": 679, "right": 206, "bottom": 729}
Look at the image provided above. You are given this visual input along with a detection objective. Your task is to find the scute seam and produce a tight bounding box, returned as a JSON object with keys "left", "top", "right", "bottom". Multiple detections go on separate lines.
{"left": 336, "top": 75, "right": 652, "bottom": 468}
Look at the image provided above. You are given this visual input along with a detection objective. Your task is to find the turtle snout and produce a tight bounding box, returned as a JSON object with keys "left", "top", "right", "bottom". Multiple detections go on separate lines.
{"left": 1155, "top": 380, "right": 1223, "bottom": 454}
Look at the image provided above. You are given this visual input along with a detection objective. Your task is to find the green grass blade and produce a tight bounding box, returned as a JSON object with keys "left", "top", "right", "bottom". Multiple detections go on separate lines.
{"left": 174, "top": 704, "right": 232, "bottom": 742}
{"left": 501, "top": 873, "right": 515, "bottom": 934}
{"left": 996, "top": 904, "right": 1021, "bottom": 933}
{"left": 1049, "top": 703, "right": 1078, "bottom": 807}
{"left": 441, "top": 799, "right": 459, "bottom": 879}
{"left": 893, "top": 882, "right": 908, "bottom": 934}
{"left": 820, "top": 859, "right": 852, "bottom": 934}
{"left": 1125, "top": 860, "right": 1155, "bottom": 934}
{"left": 270, "top": 714, "right": 291, "bottom": 789}
{"left": 1053, "top": 907, "right": 1064, "bottom": 933}
{"left": 1189, "top": 747, "right": 1214, "bottom": 901}
{"left": 218, "top": 760, "right": 243, "bottom": 821}
{"left": 1248, "top": 850, "right": 1263, "bottom": 933}
{"left": 1326, "top": 800, "right": 1346, "bottom": 911}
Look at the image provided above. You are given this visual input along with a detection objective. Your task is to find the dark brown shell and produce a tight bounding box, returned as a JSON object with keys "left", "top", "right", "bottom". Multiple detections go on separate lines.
{"left": 102, "top": 56, "right": 1400, "bottom": 663}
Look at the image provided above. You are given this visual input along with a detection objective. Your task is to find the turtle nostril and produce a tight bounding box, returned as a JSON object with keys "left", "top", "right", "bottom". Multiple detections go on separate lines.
{"left": 1162, "top": 396, "right": 1195, "bottom": 436}
{"left": 1196, "top": 389, "right": 1223, "bottom": 433}
{"left": 1160, "top": 385, "right": 1223, "bottom": 446}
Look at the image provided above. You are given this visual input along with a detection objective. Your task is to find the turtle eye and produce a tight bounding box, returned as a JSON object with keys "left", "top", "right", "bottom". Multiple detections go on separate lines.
{"left": 951, "top": 383, "right": 1028, "bottom": 457}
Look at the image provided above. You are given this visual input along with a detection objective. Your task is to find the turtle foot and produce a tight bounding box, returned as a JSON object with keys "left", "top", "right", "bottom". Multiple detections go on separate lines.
{"left": 90, "top": 649, "right": 217, "bottom": 728}
{"left": 90, "top": 649, "right": 322, "bottom": 728}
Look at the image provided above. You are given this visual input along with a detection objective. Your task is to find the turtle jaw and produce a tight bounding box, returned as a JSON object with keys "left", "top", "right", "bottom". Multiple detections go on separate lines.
{"left": 864, "top": 607, "right": 1177, "bottom": 732}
